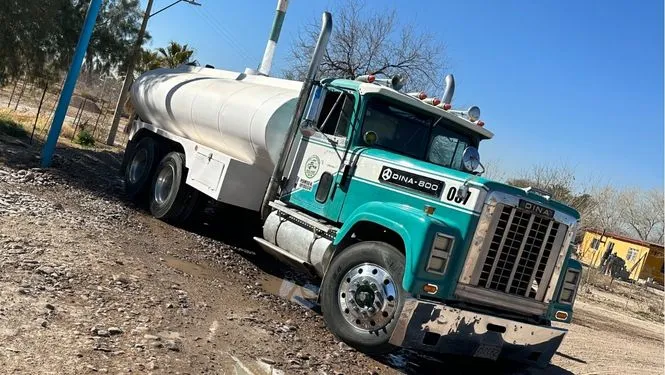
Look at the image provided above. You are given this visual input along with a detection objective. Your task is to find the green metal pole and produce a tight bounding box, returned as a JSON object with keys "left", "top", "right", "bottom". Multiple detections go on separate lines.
{"left": 258, "top": 0, "right": 289, "bottom": 76}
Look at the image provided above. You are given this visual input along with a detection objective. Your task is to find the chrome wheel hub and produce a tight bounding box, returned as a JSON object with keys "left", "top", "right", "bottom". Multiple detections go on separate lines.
{"left": 154, "top": 165, "right": 175, "bottom": 204}
{"left": 128, "top": 148, "right": 148, "bottom": 184}
{"left": 338, "top": 262, "right": 398, "bottom": 331}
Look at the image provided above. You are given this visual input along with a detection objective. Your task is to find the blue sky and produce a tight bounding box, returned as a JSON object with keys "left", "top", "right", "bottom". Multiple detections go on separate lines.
{"left": 141, "top": 0, "right": 664, "bottom": 190}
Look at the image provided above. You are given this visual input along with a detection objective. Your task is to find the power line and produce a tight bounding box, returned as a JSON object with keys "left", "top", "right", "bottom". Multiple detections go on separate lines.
{"left": 196, "top": 7, "right": 254, "bottom": 64}
{"left": 193, "top": 7, "right": 256, "bottom": 67}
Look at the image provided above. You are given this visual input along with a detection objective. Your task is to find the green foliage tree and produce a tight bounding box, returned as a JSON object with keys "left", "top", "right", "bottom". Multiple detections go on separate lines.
{"left": 0, "top": 0, "right": 148, "bottom": 86}
{"left": 0, "top": 0, "right": 71, "bottom": 85}
{"left": 135, "top": 49, "right": 164, "bottom": 75}
{"left": 157, "top": 42, "right": 195, "bottom": 69}
{"left": 85, "top": 0, "right": 149, "bottom": 81}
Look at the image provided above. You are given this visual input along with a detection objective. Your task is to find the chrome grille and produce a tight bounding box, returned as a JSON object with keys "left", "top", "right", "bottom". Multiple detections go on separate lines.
{"left": 478, "top": 205, "right": 565, "bottom": 300}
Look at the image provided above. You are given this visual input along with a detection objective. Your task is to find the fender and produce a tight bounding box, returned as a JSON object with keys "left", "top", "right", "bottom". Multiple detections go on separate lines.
{"left": 547, "top": 246, "right": 582, "bottom": 323}
{"left": 334, "top": 201, "right": 447, "bottom": 291}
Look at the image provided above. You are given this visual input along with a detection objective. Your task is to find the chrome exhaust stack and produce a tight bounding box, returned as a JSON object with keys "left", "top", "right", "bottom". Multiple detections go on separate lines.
{"left": 442, "top": 74, "right": 455, "bottom": 104}
{"left": 261, "top": 12, "right": 333, "bottom": 218}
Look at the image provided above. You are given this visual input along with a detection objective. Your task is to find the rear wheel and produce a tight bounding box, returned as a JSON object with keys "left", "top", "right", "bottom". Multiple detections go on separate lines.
{"left": 320, "top": 241, "right": 405, "bottom": 354}
{"left": 124, "top": 137, "right": 158, "bottom": 200}
{"left": 149, "top": 152, "right": 200, "bottom": 223}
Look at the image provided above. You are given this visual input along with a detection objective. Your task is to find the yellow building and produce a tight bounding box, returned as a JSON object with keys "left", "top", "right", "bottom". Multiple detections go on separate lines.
{"left": 578, "top": 229, "right": 664, "bottom": 284}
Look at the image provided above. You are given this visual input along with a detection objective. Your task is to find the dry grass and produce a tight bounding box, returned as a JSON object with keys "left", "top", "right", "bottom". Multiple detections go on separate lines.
{"left": 582, "top": 267, "right": 615, "bottom": 291}
{"left": 0, "top": 108, "right": 76, "bottom": 141}
{"left": 0, "top": 111, "right": 28, "bottom": 138}
{"left": 580, "top": 266, "right": 664, "bottom": 323}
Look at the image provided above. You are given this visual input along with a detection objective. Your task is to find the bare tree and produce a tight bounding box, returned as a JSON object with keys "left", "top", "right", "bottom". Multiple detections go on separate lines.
{"left": 507, "top": 164, "right": 596, "bottom": 230}
{"left": 585, "top": 186, "right": 623, "bottom": 233}
{"left": 619, "top": 188, "right": 664, "bottom": 244}
{"left": 499, "top": 162, "right": 663, "bottom": 245}
{"left": 482, "top": 158, "right": 508, "bottom": 182}
{"left": 283, "top": 0, "right": 447, "bottom": 93}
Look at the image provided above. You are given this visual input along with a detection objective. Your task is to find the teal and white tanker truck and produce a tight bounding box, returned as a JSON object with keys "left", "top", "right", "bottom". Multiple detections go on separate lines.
{"left": 121, "top": 11, "right": 582, "bottom": 367}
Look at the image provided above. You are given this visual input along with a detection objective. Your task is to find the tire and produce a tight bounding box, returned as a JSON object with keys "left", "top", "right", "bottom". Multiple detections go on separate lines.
{"left": 320, "top": 241, "right": 406, "bottom": 354}
{"left": 149, "top": 151, "right": 199, "bottom": 223}
{"left": 124, "top": 137, "right": 158, "bottom": 200}
{"left": 174, "top": 187, "right": 203, "bottom": 224}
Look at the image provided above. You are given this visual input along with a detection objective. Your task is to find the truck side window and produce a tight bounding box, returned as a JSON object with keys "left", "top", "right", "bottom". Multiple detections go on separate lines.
{"left": 318, "top": 91, "right": 354, "bottom": 138}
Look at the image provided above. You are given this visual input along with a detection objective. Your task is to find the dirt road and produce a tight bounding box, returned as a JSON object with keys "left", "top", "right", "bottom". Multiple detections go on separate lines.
{"left": 0, "top": 134, "right": 662, "bottom": 374}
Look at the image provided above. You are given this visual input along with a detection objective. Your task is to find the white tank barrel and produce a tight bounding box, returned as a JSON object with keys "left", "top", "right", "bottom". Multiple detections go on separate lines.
{"left": 130, "top": 65, "right": 302, "bottom": 173}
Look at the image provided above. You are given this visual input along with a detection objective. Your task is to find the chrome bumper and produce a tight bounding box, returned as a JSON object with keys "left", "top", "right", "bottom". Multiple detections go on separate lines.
{"left": 389, "top": 299, "right": 567, "bottom": 368}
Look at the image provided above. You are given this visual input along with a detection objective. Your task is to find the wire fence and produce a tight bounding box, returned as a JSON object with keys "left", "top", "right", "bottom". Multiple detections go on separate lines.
{"left": 0, "top": 72, "right": 131, "bottom": 147}
{"left": 580, "top": 266, "right": 664, "bottom": 322}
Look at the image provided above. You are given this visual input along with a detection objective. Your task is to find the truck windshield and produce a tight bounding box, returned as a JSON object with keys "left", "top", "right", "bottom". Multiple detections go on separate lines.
{"left": 362, "top": 97, "right": 477, "bottom": 171}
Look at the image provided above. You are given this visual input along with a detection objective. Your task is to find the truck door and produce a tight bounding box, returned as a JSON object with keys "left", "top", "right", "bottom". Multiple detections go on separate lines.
{"left": 281, "top": 89, "right": 356, "bottom": 222}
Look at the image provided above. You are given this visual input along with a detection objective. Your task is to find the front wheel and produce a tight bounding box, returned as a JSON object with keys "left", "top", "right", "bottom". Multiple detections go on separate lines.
{"left": 320, "top": 241, "right": 405, "bottom": 354}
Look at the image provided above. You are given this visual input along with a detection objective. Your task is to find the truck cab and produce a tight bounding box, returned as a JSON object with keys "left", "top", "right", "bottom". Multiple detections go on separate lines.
{"left": 267, "top": 77, "right": 583, "bottom": 366}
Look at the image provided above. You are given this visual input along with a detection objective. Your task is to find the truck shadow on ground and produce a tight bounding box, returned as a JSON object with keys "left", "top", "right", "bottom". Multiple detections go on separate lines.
{"left": 0, "top": 140, "right": 578, "bottom": 375}
{"left": 377, "top": 350, "right": 577, "bottom": 375}
{"left": 182, "top": 202, "right": 579, "bottom": 375}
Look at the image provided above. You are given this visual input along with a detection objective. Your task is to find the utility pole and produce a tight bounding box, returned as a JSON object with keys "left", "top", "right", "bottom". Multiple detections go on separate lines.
{"left": 41, "top": 0, "right": 103, "bottom": 167}
{"left": 106, "top": 0, "right": 201, "bottom": 146}
{"left": 105, "top": 0, "right": 154, "bottom": 146}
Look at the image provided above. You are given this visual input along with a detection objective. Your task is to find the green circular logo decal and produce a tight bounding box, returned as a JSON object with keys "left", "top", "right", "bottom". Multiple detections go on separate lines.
{"left": 304, "top": 155, "right": 321, "bottom": 179}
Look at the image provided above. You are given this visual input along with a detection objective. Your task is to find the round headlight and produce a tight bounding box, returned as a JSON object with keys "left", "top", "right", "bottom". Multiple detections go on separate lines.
{"left": 467, "top": 106, "right": 481, "bottom": 122}
{"left": 462, "top": 147, "right": 480, "bottom": 172}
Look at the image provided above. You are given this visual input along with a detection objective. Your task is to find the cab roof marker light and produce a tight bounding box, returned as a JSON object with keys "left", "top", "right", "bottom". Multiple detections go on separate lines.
{"left": 408, "top": 92, "right": 427, "bottom": 100}
{"left": 423, "top": 97, "right": 441, "bottom": 106}
{"left": 436, "top": 102, "right": 452, "bottom": 110}
{"left": 477, "top": 120, "right": 485, "bottom": 127}
{"left": 355, "top": 74, "right": 375, "bottom": 83}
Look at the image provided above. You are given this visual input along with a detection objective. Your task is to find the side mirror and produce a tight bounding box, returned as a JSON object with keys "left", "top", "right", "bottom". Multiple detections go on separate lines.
{"left": 299, "top": 85, "right": 327, "bottom": 136}
{"left": 462, "top": 147, "right": 481, "bottom": 172}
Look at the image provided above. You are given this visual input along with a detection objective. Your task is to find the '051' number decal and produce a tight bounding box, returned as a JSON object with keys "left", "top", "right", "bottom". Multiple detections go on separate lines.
{"left": 445, "top": 186, "right": 472, "bottom": 205}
